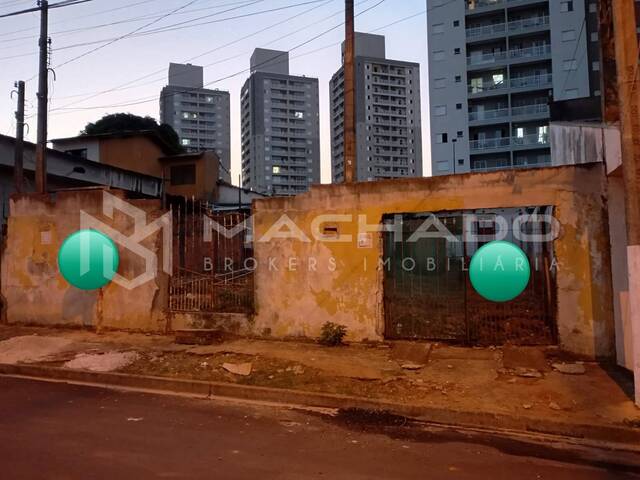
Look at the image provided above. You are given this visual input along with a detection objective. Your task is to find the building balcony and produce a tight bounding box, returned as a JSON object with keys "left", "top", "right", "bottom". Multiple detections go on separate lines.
{"left": 507, "top": 15, "right": 550, "bottom": 33}
{"left": 471, "top": 159, "right": 551, "bottom": 172}
{"left": 511, "top": 103, "right": 549, "bottom": 118}
{"left": 469, "top": 104, "right": 548, "bottom": 123}
{"left": 466, "top": 0, "right": 504, "bottom": 12}
{"left": 510, "top": 73, "right": 553, "bottom": 90}
{"left": 509, "top": 44, "right": 551, "bottom": 61}
{"left": 469, "top": 133, "right": 549, "bottom": 152}
{"left": 468, "top": 107, "right": 509, "bottom": 122}
{"left": 467, "top": 51, "right": 508, "bottom": 67}
{"left": 468, "top": 80, "right": 507, "bottom": 96}
{"left": 469, "top": 137, "right": 511, "bottom": 151}
{"left": 512, "top": 132, "right": 549, "bottom": 148}
{"left": 466, "top": 22, "right": 506, "bottom": 40}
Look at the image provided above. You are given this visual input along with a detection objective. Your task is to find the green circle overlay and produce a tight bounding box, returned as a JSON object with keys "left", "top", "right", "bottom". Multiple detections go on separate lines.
{"left": 58, "top": 229, "right": 119, "bottom": 290}
{"left": 469, "top": 241, "right": 531, "bottom": 303}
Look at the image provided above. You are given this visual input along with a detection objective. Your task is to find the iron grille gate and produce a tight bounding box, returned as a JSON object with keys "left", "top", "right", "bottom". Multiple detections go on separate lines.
{"left": 169, "top": 199, "right": 254, "bottom": 315}
{"left": 383, "top": 207, "right": 557, "bottom": 346}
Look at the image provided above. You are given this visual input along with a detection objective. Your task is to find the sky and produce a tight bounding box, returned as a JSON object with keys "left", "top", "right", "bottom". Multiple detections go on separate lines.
{"left": 0, "top": 0, "right": 430, "bottom": 183}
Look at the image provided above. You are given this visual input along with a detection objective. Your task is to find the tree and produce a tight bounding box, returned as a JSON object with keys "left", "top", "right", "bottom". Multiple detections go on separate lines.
{"left": 81, "top": 113, "right": 183, "bottom": 153}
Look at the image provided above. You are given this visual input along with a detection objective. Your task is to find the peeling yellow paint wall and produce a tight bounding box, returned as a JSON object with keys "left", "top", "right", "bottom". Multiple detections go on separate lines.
{"left": 252, "top": 164, "right": 615, "bottom": 358}
{"left": 0, "top": 190, "right": 168, "bottom": 332}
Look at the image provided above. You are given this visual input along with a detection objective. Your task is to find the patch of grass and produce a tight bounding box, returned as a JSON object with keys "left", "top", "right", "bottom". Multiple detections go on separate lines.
{"left": 319, "top": 322, "right": 347, "bottom": 347}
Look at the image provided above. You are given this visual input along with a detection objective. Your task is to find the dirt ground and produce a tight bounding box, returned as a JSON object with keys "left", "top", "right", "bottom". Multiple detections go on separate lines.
{"left": 0, "top": 325, "right": 638, "bottom": 430}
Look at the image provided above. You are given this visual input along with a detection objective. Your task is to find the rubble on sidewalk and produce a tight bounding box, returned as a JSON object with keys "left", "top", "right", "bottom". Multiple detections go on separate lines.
{"left": 552, "top": 363, "right": 587, "bottom": 375}
{"left": 64, "top": 352, "right": 139, "bottom": 373}
{"left": 0, "top": 335, "right": 78, "bottom": 364}
{"left": 0, "top": 326, "right": 638, "bottom": 438}
{"left": 222, "top": 362, "right": 252, "bottom": 376}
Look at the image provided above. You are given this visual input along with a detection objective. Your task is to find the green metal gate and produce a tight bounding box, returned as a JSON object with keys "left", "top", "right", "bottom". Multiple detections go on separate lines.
{"left": 382, "top": 208, "right": 557, "bottom": 346}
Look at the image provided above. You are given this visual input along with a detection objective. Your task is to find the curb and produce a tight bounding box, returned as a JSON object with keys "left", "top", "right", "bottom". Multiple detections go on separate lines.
{"left": 1, "top": 363, "right": 639, "bottom": 450}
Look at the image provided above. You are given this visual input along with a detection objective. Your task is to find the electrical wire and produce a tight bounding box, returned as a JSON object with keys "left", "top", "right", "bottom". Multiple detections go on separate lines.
{"left": 52, "top": 0, "right": 342, "bottom": 106}
{"left": 0, "top": 0, "right": 257, "bottom": 45}
{"left": 49, "top": 0, "right": 388, "bottom": 115}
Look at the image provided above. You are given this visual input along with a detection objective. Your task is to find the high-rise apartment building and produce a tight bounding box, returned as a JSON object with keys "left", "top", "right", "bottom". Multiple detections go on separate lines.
{"left": 330, "top": 32, "right": 423, "bottom": 183}
{"left": 240, "top": 49, "right": 321, "bottom": 196}
{"left": 160, "top": 63, "right": 231, "bottom": 178}
{"left": 427, "top": 0, "right": 601, "bottom": 175}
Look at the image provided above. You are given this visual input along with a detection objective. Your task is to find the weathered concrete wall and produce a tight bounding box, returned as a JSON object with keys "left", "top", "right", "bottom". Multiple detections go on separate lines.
{"left": 0, "top": 190, "right": 169, "bottom": 332}
{"left": 252, "top": 164, "right": 615, "bottom": 358}
{"left": 608, "top": 175, "right": 634, "bottom": 369}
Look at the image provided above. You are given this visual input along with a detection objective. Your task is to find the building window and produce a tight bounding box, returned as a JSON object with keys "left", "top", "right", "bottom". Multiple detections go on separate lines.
{"left": 561, "top": 30, "right": 576, "bottom": 42}
{"left": 455, "top": 75, "right": 462, "bottom": 83}
{"left": 65, "top": 148, "right": 88, "bottom": 159}
{"left": 294, "top": 111, "right": 304, "bottom": 119}
{"left": 592, "top": 61, "right": 600, "bottom": 71}
{"left": 433, "top": 50, "right": 445, "bottom": 61}
{"left": 434, "top": 77, "right": 446, "bottom": 89}
{"left": 272, "top": 166, "right": 281, "bottom": 174}
{"left": 436, "top": 133, "right": 448, "bottom": 144}
{"left": 181, "top": 139, "right": 191, "bottom": 146}
{"left": 453, "top": 20, "right": 459, "bottom": 27}
{"left": 432, "top": 23, "right": 444, "bottom": 34}
{"left": 458, "top": 159, "right": 464, "bottom": 165}
{"left": 457, "top": 131, "right": 464, "bottom": 138}
{"left": 456, "top": 103, "right": 462, "bottom": 110}
{"left": 560, "top": 1, "right": 573, "bottom": 12}
{"left": 434, "top": 105, "right": 447, "bottom": 116}
{"left": 454, "top": 48, "right": 461, "bottom": 55}
{"left": 563, "top": 59, "right": 578, "bottom": 71}
{"left": 170, "top": 164, "right": 196, "bottom": 186}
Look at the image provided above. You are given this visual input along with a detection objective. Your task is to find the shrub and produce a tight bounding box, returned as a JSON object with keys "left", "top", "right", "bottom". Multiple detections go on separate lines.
{"left": 319, "top": 322, "right": 347, "bottom": 347}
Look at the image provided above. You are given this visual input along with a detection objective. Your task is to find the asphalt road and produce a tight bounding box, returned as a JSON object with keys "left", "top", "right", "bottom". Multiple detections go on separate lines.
{"left": 0, "top": 376, "right": 638, "bottom": 480}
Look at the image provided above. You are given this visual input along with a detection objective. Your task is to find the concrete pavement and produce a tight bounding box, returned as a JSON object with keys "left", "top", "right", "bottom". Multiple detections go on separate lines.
{"left": 0, "top": 377, "right": 638, "bottom": 479}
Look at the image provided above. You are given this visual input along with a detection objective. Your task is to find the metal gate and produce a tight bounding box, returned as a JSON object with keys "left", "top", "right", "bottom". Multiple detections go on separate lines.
{"left": 168, "top": 199, "right": 254, "bottom": 315}
{"left": 383, "top": 207, "right": 557, "bottom": 346}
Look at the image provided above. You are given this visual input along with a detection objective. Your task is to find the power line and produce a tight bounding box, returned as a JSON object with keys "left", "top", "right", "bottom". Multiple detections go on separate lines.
{"left": 8, "top": 1, "right": 328, "bottom": 66}
{"left": 51, "top": 0, "right": 325, "bottom": 51}
{"left": 49, "top": 0, "right": 388, "bottom": 115}
{"left": 0, "top": 0, "right": 257, "bottom": 45}
{"left": 0, "top": 0, "right": 91, "bottom": 18}
{"left": 52, "top": 0, "right": 342, "bottom": 107}
{"left": 0, "top": 0, "right": 160, "bottom": 38}
{"left": 50, "top": 0, "right": 211, "bottom": 71}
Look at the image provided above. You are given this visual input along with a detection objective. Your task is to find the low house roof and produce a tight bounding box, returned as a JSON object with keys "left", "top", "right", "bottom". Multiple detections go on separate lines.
{"left": 0, "top": 133, "right": 163, "bottom": 197}
{"left": 51, "top": 130, "right": 179, "bottom": 156}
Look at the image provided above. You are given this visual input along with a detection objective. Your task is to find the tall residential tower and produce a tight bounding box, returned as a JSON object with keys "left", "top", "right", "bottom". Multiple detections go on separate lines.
{"left": 240, "top": 49, "right": 321, "bottom": 196}
{"left": 160, "top": 63, "right": 231, "bottom": 178}
{"left": 427, "top": 0, "right": 601, "bottom": 175}
{"left": 330, "top": 32, "right": 423, "bottom": 183}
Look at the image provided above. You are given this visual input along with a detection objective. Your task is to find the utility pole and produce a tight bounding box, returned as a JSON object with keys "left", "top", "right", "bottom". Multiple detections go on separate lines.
{"left": 598, "top": 0, "right": 619, "bottom": 123}
{"left": 13, "top": 81, "right": 25, "bottom": 193}
{"left": 35, "top": 0, "right": 49, "bottom": 194}
{"left": 343, "top": 0, "right": 356, "bottom": 183}
{"left": 609, "top": 0, "right": 640, "bottom": 406}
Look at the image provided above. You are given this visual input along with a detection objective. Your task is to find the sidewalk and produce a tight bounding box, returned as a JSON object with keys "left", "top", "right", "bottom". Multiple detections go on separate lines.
{"left": 0, "top": 325, "right": 638, "bottom": 446}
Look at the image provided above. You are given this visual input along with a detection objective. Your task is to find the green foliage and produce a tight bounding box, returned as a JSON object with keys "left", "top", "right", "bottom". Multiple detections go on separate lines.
{"left": 81, "top": 113, "right": 184, "bottom": 153}
{"left": 82, "top": 113, "right": 157, "bottom": 135}
{"left": 319, "top": 322, "right": 347, "bottom": 347}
